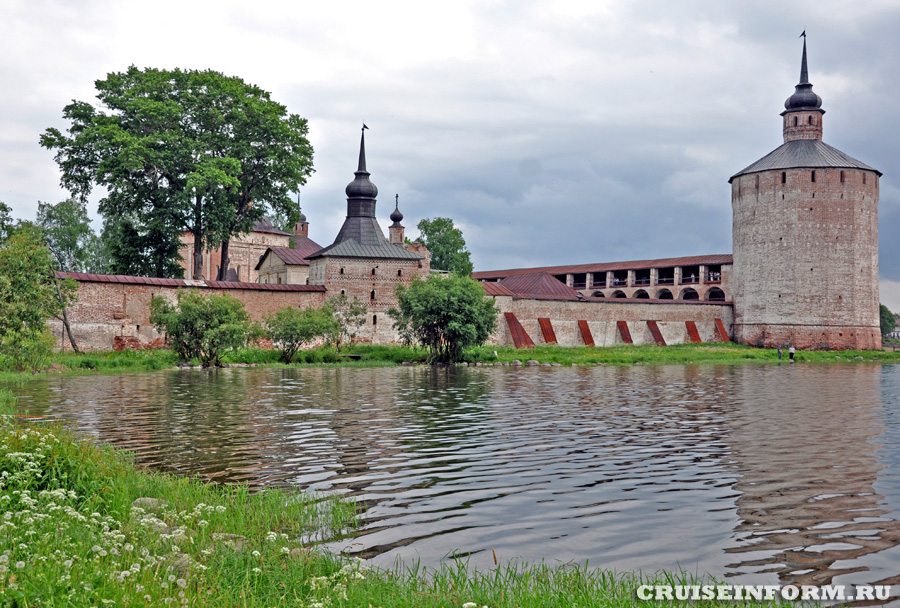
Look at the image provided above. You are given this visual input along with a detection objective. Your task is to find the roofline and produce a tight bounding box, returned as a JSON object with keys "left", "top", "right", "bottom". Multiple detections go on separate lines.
{"left": 729, "top": 164, "right": 883, "bottom": 183}
{"left": 57, "top": 271, "right": 326, "bottom": 292}
{"left": 473, "top": 254, "right": 733, "bottom": 279}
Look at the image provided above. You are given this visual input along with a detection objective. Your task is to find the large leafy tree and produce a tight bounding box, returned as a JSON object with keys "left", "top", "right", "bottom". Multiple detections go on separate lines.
{"left": 389, "top": 273, "right": 497, "bottom": 363}
{"left": 41, "top": 66, "right": 314, "bottom": 279}
{"left": 414, "top": 217, "right": 474, "bottom": 275}
{"left": 0, "top": 200, "right": 12, "bottom": 243}
{"left": 35, "top": 199, "right": 102, "bottom": 273}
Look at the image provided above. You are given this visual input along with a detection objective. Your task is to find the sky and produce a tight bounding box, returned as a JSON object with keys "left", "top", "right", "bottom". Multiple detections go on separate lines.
{"left": 2, "top": 0, "right": 900, "bottom": 307}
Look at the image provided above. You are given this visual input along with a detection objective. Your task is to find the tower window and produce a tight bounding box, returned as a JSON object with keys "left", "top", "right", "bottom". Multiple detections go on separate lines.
{"left": 373, "top": 315, "right": 377, "bottom": 325}
{"left": 372, "top": 268, "right": 376, "bottom": 275}
{"left": 781, "top": 172, "right": 786, "bottom": 184}
{"left": 370, "top": 290, "right": 376, "bottom": 300}
{"left": 339, "top": 267, "right": 344, "bottom": 275}
{"left": 755, "top": 175, "right": 759, "bottom": 190}
{"left": 340, "top": 289, "right": 345, "bottom": 296}
{"left": 811, "top": 170, "right": 816, "bottom": 183}
{"left": 840, "top": 171, "right": 845, "bottom": 183}
{"left": 397, "top": 269, "right": 402, "bottom": 277}
{"left": 863, "top": 173, "right": 867, "bottom": 185}
{"left": 793, "top": 116, "right": 798, "bottom": 126}
{"left": 808, "top": 116, "right": 813, "bottom": 125}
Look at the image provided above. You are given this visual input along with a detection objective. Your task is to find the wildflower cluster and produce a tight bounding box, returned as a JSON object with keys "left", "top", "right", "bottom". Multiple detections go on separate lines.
{"left": 301, "top": 560, "right": 370, "bottom": 608}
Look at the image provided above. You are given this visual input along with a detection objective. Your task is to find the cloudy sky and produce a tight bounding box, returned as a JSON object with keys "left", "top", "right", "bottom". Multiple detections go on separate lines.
{"left": 2, "top": 0, "right": 900, "bottom": 306}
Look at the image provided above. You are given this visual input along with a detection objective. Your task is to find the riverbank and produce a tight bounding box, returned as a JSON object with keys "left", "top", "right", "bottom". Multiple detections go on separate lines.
{"left": 2, "top": 342, "right": 898, "bottom": 384}
{"left": 0, "top": 393, "right": 795, "bottom": 607}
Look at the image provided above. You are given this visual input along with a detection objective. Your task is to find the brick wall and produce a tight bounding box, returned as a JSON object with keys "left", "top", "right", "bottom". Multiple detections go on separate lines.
{"left": 488, "top": 295, "right": 734, "bottom": 347}
{"left": 731, "top": 166, "right": 880, "bottom": 349}
{"left": 50, "top": 277, "right": 325, "bottom": 351}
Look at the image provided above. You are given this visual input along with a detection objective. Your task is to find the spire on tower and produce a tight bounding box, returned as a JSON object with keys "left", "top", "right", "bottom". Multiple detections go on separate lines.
{"left": 784, "top": 35, "right": 822, "bottom": 111}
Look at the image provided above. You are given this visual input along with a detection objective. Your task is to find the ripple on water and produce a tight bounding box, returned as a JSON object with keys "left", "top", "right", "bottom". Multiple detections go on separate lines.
{"left": 11, "top": 363, "right": 900, "bottom": 599}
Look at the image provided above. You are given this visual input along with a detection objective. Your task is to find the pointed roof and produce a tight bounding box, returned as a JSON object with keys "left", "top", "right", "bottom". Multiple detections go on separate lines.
{"left": 310, "top": 127, "right": 422, "bottom": 261}
{"left": 730, "top": 139, "right": 880, "bottom": 181}
{"left": 254, "top": 236, "right": 324, "bottom": 270}
{"left": 783, "top": 38, "right": 823, "bottom": 113}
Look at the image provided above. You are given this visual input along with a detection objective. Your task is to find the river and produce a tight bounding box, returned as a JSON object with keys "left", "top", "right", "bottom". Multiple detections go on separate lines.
{"left": 12, "top": 363, "right": 900, "bottom": 592}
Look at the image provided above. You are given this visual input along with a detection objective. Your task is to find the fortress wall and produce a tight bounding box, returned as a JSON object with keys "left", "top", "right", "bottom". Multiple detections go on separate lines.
{"left": 50, "top": 278, "right": 326, "bottom": 352}
{"left": 487, "top": 296, "right": 733, "bottom": 347}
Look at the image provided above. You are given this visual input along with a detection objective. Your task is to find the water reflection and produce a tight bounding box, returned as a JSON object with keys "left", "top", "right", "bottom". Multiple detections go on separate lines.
{"left": 10, "top": 363, "right": 900, "bottom": 597}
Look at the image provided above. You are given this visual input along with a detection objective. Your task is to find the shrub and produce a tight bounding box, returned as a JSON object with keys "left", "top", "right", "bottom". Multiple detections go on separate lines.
{"left": 264, "top": 305, "right": 339, "bottom": 363}
{"left": 149, "top": 291, "right": 252, "bottom": 367}
{"left": 325, "top": 294, "right": 367, "bottom": 351}
{"left": 389, "top": 273, "right": 498, "bottom": 363}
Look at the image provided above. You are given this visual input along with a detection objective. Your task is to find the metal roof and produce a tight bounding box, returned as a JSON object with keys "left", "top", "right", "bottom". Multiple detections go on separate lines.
{"left": 730, "top": 139, "right": 880, "bottom": 182}
{"left": 249, "top": 217, "right": 292, "bottom": 236}
{"left": 56, "top": 271, "right": 326, "bottom": 292}
{"left": 473, "top": 254, "right": 732, "bottom": 281}
{"left": 254, "top": 237, "right": 323, "bottom": 270}
{"left": 481, "top": 282, "right": 516, "bottom": 297}
{"left": 499, "top": 272, "right": 580, "bottom": 301}
{"left": 308, "top": 238, "right": 424, "bottom": 260}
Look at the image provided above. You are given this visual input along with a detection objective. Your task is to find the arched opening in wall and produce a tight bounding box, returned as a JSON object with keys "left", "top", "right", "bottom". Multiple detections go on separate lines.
{"left": 656, "top": 289, "right": 673, "bottom": 300}
{"left": 370, "top": 290, "right": 376, "bottom": 300}
{"left": 397, "top": 269, "right": 402, "bottom": 277}
{"left": 339, "top": 268, "right": 344, "bottom": 274}
{"left": 840, "top": 171, "right": 845, "bottom": 183}
{"left": 863, "top": 173, "right": 867, "bottom": 185}
{"left": 811, "top": 170, "right": 816, "bottom": 182}
{"left": 793, "top": 116, "right": 798, "bottom": 126}
{"left": 808, "top": 116, "right": 813, "bottom": 125}
{"left": 277, "top": 277, "right": 282, "bottom": 284}
{"left": 372, "top": 315, "right": 377, "bottom": 325}
{"left": 372, "top": 268, "right": 377, "bottom": 275}
{"left": 612, "top": 290, "right": 627, "bottom": 299}
{"left": 781, "top": 171, "right": 786, "bottom": 184}
{"left": 680, "top": 288, "right": 699, "bottom": 301}
{"left": 340, "top": 289, "right": 345, "bottom": 296}
{"left": 706, "top": 287, "right": 726, "bottom": 302}
{"left": 591, "top": 291, "right": 605, "bottom": 298}
{"left": 634, "top": 289, "right": 649, "bottom": 299}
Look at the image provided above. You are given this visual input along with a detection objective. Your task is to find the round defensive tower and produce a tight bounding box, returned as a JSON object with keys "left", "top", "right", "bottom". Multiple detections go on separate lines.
{"left": 729, "top": 39, "right": 882, "bottom": 350}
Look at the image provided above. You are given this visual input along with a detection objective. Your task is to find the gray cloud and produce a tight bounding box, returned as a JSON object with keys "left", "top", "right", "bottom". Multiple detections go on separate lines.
{"left": 2, "top": 0, "right": 898, "bottom": 282}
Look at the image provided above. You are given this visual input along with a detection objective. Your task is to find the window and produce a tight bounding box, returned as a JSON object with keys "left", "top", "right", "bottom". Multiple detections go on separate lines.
{"left": 339, "top": 267, "right": 344, "bottom": 274}
{"left": 397, "top": 269, "right": 402, "bottom": 277}
{"left": 373, "top": 315, "right": 377, "bottom": 325}
{"left": 863, "top": 173, "right": 867, "bottom": 185}
{"left": 277, "top": 277, "right": 282, "bottom": 284}
{"left": 793, "top": 116, "right": 798, "bottom": 126}
{"left": 808, "top": 116, "right": 813, "bottom": 125}
{"left": 811, "top": 170, "right": 816, "bottom": 182}
{"left": 372, "top": 268, "right": 377, "bottom": 275}
{"left": 370, "top": 290, "right": 376, "bottom": 300}
{"left": 840, "top": 171, "right": 845, "bottom": 183}
{"left": 340, "top": 289, "right": 345, "bottom": 296}
{"left": 781, "top": 172, "right": 786, "bottom": 184}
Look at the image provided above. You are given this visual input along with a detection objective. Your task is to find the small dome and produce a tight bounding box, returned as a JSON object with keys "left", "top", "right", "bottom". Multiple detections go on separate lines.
{"left": 345, "top": 171, "right": 378, "bottom": 199}
{"left": 298, "top": 210, "right": 307, "bottom": 223}
{"left": 784, "top": 83, "right": 822, "bottom": 111}
{"left": 390, "top": 201, "right": 403, "bottom": 225}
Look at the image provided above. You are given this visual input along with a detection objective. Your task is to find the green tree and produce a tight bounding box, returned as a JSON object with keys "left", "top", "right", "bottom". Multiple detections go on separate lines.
{"left": 41, "top": 66, "right": 314, "bottom": 280}
{"left": 414, "top": 217, "right": 474, "bottom": 275}
{"left": 880, "top": 303, "right": 897, "bottom": 337}
{"left": 35, "top": 199, "right": 100, "bottom": 273}
{"left": 101, "top": 213, "right": 184, "bottom": 278}
{"left": 0, "top": 200, "right": 12, "bottom": 243}
{"left": 149, "top": 291, "right": 252, "bottom": 367}
{"left": 264, "top": 305, "right": 338, "bottom": 363}
{"left": 325, "top": 294, "right": 367, "bottom": 351}
{"left": 389, "top": 273, "right": 497, "bottom": 363}
{"left": 0, "top": 225, "right": 78, "bottom": 370}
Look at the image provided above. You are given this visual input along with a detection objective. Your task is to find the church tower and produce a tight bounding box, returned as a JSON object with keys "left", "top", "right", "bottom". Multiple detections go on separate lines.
{"left": 729, "top": 38, "right": 881, "bottom": 349}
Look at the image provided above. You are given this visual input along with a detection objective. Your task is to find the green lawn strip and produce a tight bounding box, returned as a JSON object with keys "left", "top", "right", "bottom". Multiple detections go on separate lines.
{"left": 0, "top": 399, "right": 801, "bottom": 607}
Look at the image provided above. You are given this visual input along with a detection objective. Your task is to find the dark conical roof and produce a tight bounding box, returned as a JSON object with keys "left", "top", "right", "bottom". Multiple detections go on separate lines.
{"left": 309, "top": 127, "right": 423, "bottom": 261}
{"left": 784, "top": 38, "right": 823, "bottom": 111}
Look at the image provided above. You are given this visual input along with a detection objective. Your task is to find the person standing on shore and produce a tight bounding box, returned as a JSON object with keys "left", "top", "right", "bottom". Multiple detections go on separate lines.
{"left": 789, "top": 346, "right": 795, "bottom": 362}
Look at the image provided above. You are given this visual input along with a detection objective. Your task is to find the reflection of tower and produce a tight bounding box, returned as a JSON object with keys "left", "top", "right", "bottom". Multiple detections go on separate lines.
{"left": 730, "top": 39, "right": 881, "bottom": 350}
{"left": 724, "top": 365, "right": 900, "bottom": 589}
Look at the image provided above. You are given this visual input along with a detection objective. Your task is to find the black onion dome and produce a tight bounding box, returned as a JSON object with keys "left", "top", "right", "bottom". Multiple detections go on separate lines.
{"left": 784, "top": 38, "right": 823, "bottom": 111}
{"left": 298, "top": 210, "right": 307, "bottom": 222}
{"left": 345, "top": 128, "right": 378, "bottom": 199}
{"left": 390, "top": 196, "right": 403, "bottom": 225}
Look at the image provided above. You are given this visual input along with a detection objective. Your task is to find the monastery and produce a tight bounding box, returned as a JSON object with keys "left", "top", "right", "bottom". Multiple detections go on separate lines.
{"left": 53, "top": 41, "right": 881, "bottom": 351}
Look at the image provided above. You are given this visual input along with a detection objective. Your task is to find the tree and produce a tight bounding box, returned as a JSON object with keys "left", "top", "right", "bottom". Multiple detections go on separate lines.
{"left": 41, "top": 66, "right": 314, "bottom": 280}
{"left": 414, "top": 217, "right": 474, "bottom": 275}
{"left": 149, "top": 291, "right": 252, "bottom": 367}
{"left": 264, "top": 305, "right": 338, "bottom": 363}
{"left": 0, "top": 225, "right": 78, "bottom": 370}
{"left": 880, "top": 303, "right": 897, "bottom": 337}
{"left": 35, "top": 199, "right": 100, "bottom": 273}
{"left": 0, "top": 200, "right": 12, "bottom": 243}
{"left": 325, "top": 294, "right": 367, "bottom": 351}
{"left": 389, "top": 274, "right": 497, "bottom": 363}
{"left": 101, "top": 213, "right": 184, "bottom": 278}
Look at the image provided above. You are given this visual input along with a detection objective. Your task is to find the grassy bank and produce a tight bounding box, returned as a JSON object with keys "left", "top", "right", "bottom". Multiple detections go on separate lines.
{"left": 0, "top": 393, "right": 795, "bottom": 607}
{"left": 2, "top": 342, "right": 898, "bottom": 386}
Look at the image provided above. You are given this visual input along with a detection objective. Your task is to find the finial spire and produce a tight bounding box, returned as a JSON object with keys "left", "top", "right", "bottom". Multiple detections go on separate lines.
{"left": 390, "top": 193, "right": 404, "bottom": 226}
{"left": 799, "top": 35, "right": 809, "bottom": 84}
{"left": 357, "top": 123, "right": 369, "bottom": 173}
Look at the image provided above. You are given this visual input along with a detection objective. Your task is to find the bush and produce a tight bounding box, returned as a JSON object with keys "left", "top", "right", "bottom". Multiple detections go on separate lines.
{"left": 149, "top": 291, "right": 252, "bottom": 367}
{"left": 264, "top": 305, "right": 338, "bottom": 363}
{"left": 389, "top": 273, "right": 498, "bottom": 363}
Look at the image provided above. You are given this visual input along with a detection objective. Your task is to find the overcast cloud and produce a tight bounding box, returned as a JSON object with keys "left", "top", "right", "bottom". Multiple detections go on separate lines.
{"left": 2, "top": 0, "right": 899, "bottom": 306}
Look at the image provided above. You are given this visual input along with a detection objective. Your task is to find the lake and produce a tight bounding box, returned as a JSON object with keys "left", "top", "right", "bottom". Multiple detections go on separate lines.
{"left": 12, "top": 363, "right": 900, "bottom": 593}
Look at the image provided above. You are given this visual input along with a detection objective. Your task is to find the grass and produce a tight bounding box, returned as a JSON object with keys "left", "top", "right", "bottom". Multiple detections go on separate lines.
{"left": 1, "top": 389, "right": 803, "bottom": 607}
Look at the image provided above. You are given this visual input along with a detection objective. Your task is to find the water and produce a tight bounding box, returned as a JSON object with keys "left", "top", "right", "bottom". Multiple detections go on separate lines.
{"left": 11, "top": 363, "right": 900, "bottom": 593}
